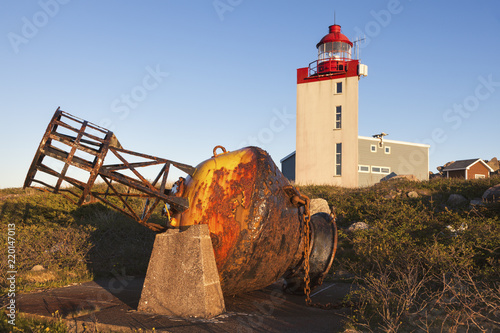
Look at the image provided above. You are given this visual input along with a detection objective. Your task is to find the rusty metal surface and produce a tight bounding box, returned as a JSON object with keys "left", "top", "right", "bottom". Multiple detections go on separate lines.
{"left": 24, "top": 108, "right": 194, "bottom": 231}
{"left": 174, "top": 147, "right": 303, "bottom": 295}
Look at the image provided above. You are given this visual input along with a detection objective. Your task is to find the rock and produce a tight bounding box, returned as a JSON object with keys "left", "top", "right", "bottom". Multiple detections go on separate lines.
{"left": 417, "top": 189, "right": 432, "bottom": 196}
{"left": 310, "top": 198, "right": 331, "bottom": 215}
{"left": 470, "top": 198, "right": 485, "bottom": 206}
{"left": 407, "top": 191, "right": 418, "bottom": 198}
{"left": 31, "top": 265, "right": 45, "bottom": 271}
{"left": 486, "top": 157, "right": 499, "bottom": 172}
{"left": 332, "top": 270, "right": 355, "bottom": 279}
{"left": 348, "top": 222, "right": 370, "bottom": 232}
{"left": 482, "top": 184, "right": 500, "bottom": 203}
{"left": 447, "top": 194, "right": 468, "bottom": 207}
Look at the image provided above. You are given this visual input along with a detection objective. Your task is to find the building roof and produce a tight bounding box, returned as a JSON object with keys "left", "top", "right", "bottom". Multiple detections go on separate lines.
{"left": 316, "top": 24, "right": 353, "bottom": 48}
{"left": 442, "top": 158, "right": 494, "bottom": 172}
{"left": 358, "top": 136, "right": 430, "bottom": 148}
{"left": 280, "top": 151, "right": 296, "bottom": 163}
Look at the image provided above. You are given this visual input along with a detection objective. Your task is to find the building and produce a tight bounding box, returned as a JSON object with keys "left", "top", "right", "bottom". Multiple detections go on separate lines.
{"left": 281, "top": 22, "right": 429, "bottom": 187}
{"left": 442, "top": 159, "right": 493, "bottom": 179}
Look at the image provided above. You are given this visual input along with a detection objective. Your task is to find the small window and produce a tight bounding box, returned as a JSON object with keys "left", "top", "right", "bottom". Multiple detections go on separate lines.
{"left": 335, "top": 143, "right": 342, "bottom": 176}
{"left": 370, "top": 145, "right": 377, "bottom": 152}
{"left": 381, "top": 167, "right": 390, "bottom": 174}
{"left": 385, "top": 146, "right": 391, "bottom": 154}
{"left": 358, "top": 165, "right": 369, "bottom": 173}
{"left": 336, "top": 82, "right": 342, "bottom": 94}
{"left": 475, "top": 174, "right": 486, "bottom": 179}
{"left": 335, "top": 106, "right": 342, "bottom": 129}
{"left": 371, "top": 166, "right": 391, "bottom": 174}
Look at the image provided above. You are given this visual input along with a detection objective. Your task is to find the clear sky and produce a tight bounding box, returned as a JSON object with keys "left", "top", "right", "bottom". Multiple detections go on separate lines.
{"left": 1, "top": 0, "right": 499, "bottom": 189}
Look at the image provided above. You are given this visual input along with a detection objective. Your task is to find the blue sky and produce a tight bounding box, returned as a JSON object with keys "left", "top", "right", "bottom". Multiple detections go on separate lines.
{"left": 1, "top": 0, "right": 499, "bottom": 188}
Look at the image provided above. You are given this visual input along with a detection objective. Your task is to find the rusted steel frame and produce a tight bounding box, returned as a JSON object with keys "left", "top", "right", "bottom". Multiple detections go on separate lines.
{"left": 59, "top": 111, "right": 108, "bottom": 135}
{"left": 102, "top": 160, "right": 165, "bottom": 171}
{"left": 52, "top": 119, "right": 107, "bottom": 145}
{"left": 158, "top": 163, "right": 169, "bottom": 193}
{"left": 91, "top": 191, "right": 137, "bottom": 222}
{"left": 91, "top": 192, "right": 152, "bottom": 198}
{"left": 54, "top": 121, "right": 88, "bottom": 193}
{"left": 99, "top": 176, "right": 140, "bottom": 221}
{"left": 141, "top": 163, "right": 170, "bottom": 222}
{"left": 31, "top": 179, "right": 81, "bottom": 199}
{"left": 30, "top": 184, "right": 78, "bottom": 205}
{"left": 37, "top": 163, "right": 87, "bottom": 190}
{"left": 40, "top": 145, "right": 93, "bottom": 171}
{"left": 48, "top": 132, "right": 99, "bottom": 156}
{"left": 98, "top": 167, "right": 188, "bottom": 212}
{"left": 24, "top": 108, "right": 62, "bottom": 189}
{"left": 109, "top": 149, "right": 159, "bottom": 194}
{"left": 78, "top": 130, "right": 113, "bottom": 206}
{"left": 122, "top": 186, "right": 132, "bottom": 208}
{"left": 110, "top": 147, "right": 196, "bottom": 176}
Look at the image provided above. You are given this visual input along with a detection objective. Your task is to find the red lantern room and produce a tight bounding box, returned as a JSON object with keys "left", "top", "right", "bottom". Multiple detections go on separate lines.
{"left": 310, "top": 24, "right": 354, "bottom": 76}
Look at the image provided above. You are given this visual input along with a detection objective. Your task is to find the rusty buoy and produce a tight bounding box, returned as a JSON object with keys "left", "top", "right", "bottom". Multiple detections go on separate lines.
{"left": 171, "top": 146, "right": 336, "bottom": 295}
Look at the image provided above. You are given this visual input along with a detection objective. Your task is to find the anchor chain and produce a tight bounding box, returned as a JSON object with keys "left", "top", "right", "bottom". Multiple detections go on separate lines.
{"left": 290, "top": 187, "right": 342, "bottom": 310}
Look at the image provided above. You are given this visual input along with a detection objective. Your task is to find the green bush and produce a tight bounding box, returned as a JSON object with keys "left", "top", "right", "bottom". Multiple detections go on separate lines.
{"left": 301, "top": 176, "right": 500, "bottom": 332}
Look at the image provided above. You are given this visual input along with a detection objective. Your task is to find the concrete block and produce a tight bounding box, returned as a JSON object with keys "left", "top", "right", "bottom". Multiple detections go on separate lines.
{"left": 138, "top": 224, "right": 225, "bottom": 318}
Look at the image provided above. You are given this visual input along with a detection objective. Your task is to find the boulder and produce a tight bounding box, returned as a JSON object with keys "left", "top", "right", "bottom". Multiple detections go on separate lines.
{"left": 348, "top": 222, "right": 370, "bottom": 232}
{"left": 447, "top": 194, "right": 468, "bottom": 207}
{"left": 407, "top": 191, "right": 418, "bottom": 199}
{"left": 31, "top": 265, "right": 45, "bottom": 271}
{"left": 482, "top": 184, "right": 500, "bottom": 203}
{"left": 310, "top": 198, "right": 331, "bottom": 215}
{"left": 486, "top": 157, "right": 499, "bottom": 172}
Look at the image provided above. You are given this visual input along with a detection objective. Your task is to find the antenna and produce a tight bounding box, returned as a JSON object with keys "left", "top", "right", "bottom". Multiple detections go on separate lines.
{"left": 334, "top": 10, "right": 336, "bottom": 25}
{"left": 353, "top": 35, "right": 366, "bottom": 60}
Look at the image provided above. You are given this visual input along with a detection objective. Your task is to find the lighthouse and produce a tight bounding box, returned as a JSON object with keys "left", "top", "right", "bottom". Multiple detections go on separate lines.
{"left": 281, "top": 22, "right": 430, "bottom": 187}
{"left": 294, "top": 23, "right": 367, "bottom": 187}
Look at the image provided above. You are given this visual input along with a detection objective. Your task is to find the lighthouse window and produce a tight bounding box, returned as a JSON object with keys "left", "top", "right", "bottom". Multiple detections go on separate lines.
{"left": 335, "top": 106, "right": 342, "bottom": 129}
{"left": 335, "top": 143, "right": 342, "bottom": 176}
{"left": 336, "top": 82, "right": 342, "bottom": 94}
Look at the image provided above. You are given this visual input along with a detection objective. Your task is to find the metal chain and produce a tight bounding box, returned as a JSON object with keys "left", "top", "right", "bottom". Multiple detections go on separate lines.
{"left": 301, "top": 195, "right": 312, "bottom": 306}
{"left": 297, "top": 191, "right": 342, "bottom": 310}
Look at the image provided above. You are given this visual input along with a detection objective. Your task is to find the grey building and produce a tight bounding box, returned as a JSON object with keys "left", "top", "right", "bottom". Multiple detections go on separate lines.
{"left": 281, "top": 136, "right": 430, "bottom": 187}
{"left": 357, "top": 136, "right": 429, "bottom": 187}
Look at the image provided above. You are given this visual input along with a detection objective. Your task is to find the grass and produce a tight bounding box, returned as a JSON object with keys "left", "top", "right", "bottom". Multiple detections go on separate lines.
{"left": 0, "top": 185, "right": 160, "bottom": 294}
{"left": 1, "top": 176, "right": 499, "bottom": 332}
{"left": 0, "top": 186, "right": 161, "bottom": 332}
{"left": 300, "top": 176, "right": 500, "bottom": 332}
{"left": 0, "top": 311, "right": 67, "bottom": 333}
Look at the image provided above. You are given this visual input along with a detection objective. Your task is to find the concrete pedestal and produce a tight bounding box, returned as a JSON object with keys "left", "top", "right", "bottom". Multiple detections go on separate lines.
{"left": 138, "top": 224, "right": 225, "bottom": 318}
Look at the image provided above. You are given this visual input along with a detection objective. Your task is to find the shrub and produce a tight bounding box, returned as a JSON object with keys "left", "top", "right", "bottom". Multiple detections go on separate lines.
{"left": 301, "top": 176, "right": 500, "bottom": 332}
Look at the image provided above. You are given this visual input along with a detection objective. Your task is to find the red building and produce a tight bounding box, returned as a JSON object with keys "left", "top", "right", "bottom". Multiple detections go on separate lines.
{"left": 442, "top": 159, "right": 493, "bottom": 179}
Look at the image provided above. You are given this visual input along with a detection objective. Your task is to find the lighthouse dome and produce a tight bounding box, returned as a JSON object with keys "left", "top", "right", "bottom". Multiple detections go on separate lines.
{"left": 316, "top": 24, "right": 353, "bottom": 48}
{"left": 316, "top": 24, "right": 352, "bottom": 62}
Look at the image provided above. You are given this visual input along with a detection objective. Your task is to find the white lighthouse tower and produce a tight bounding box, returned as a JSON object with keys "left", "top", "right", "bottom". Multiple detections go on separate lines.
{"left": 294, "top": 23, "right": 368, "bottom": 187}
